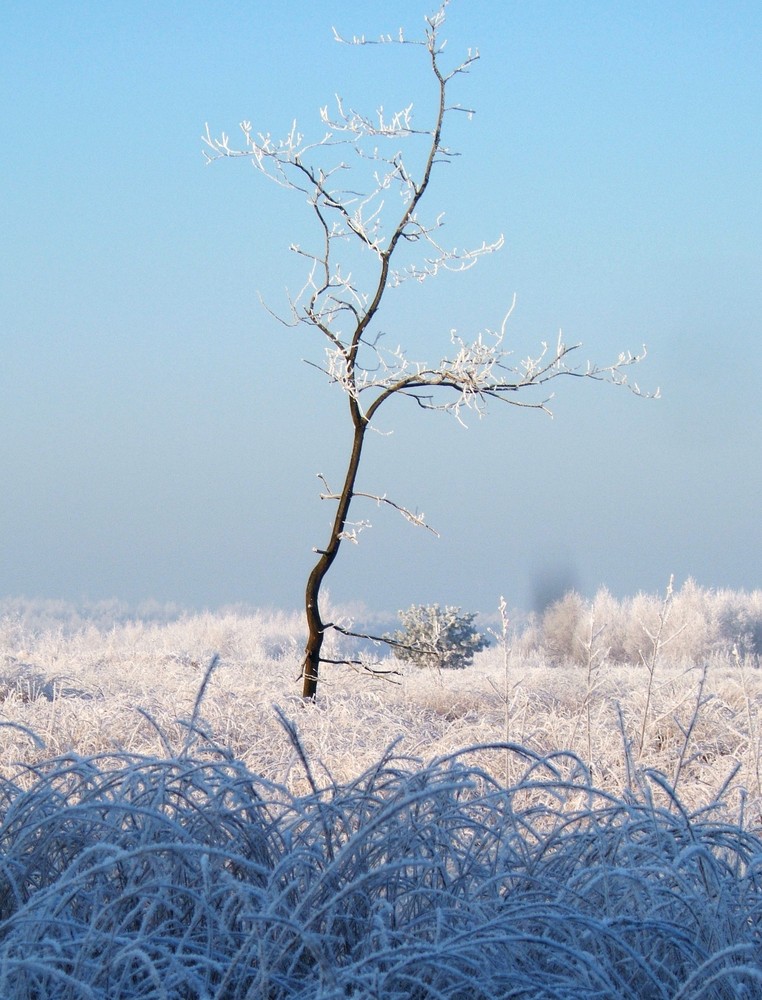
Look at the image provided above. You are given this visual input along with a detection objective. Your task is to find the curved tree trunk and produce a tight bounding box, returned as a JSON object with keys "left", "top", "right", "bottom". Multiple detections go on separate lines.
{"left": 301, "top": 416, "right": 366, "bottom": 699}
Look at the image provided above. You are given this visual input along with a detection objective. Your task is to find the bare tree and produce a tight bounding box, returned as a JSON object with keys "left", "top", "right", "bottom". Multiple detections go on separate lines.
{"left": 203, "top": 3, "right": 653, "bottom": 699}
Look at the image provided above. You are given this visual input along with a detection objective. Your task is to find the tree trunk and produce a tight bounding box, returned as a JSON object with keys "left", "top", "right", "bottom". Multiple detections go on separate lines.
{"left": 301, "top": 417, "right": 366, "bottom": 699}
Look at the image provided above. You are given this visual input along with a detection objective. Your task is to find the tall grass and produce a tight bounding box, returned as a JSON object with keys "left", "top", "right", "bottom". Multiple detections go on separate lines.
{"left": 1, "top": 717, "right": 761, "bottom": 998}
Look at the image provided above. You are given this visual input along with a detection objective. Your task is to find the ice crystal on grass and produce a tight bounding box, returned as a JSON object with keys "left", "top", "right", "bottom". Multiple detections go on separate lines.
{"left": 0, "top": 726, "right": 761, "bottom": 998}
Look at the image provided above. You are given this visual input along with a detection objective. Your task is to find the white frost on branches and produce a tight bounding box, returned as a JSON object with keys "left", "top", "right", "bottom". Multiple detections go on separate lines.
{"left": 203, "top": 1, "right": 655, "bottom": 695}
{"left": 202, "top": 3, "right": 652, "bottom": 436}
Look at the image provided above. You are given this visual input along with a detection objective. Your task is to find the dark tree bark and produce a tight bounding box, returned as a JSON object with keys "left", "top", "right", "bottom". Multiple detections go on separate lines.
{"left": 302, "top": 417, "right": 367, "bottom": 699}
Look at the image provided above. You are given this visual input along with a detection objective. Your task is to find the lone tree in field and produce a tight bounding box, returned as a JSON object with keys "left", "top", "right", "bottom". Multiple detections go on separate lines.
{"left": 204, "top": 3, "right": 651, "bottom": 699}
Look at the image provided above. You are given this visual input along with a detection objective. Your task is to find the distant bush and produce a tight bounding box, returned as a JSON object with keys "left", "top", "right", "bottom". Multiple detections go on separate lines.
{"left": 539, "top": 590, "right": 587, "bottom": 665}
{"left": 387, "top": 603, "right": 489, "bottom": 670}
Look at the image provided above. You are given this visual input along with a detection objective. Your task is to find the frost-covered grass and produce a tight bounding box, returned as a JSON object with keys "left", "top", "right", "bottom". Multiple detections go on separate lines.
{"left": 2, "top": 602, "right": 762, "bottom": 996}
{"left": 2, "top": 603, "right": 761, "bottom": 818}
{"left": 1, "top": 719, "right": 762, "bottom": 999}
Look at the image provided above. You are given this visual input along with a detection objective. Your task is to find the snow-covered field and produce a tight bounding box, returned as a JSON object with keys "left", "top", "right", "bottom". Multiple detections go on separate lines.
{"left": 1, "top": 593, "right": 762, "bottom": 997}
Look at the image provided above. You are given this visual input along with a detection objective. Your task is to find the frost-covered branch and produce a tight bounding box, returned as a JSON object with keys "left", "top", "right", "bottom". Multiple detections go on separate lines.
{"left": 317, "top": 474, "right": 439, "bottom": 536}
{"left": 202, "top": 3, "right": 496, "bottom": 352}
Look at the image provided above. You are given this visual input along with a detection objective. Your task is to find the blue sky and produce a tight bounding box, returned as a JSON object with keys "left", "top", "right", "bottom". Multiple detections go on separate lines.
{"left": 2, "top": 1, "right": 760, "bottom": 621}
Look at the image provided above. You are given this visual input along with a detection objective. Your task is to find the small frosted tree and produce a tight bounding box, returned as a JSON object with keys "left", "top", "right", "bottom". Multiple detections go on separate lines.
{"left": 204, "top": 3, "right": 652, "bottom": 699}
{"left": 540, "top": 591, "right": 587, "bottom": 666}
{"left": 388, "top": 604, "right": 489, "bottom": 671}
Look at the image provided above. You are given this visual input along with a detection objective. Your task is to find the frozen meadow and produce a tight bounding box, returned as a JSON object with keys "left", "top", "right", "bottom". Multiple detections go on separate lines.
{"left": 1, "top": 586, "right": 762, "bottom": 997}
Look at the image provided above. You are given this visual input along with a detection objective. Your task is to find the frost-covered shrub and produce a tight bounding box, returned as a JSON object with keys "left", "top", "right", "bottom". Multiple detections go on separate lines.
{"left": 717, "top": 588, "right": 762, "bottom": 662}
{"left": 539, "top": 591, "right": 587, "bottom": 665}
{"left": 387, "top": 604, "right": 489, "bottom": 670}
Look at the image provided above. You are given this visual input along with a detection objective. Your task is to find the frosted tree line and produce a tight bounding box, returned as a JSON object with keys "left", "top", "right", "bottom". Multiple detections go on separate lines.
{"left": 521, "top": 579, "right": 762, "bottom": 668}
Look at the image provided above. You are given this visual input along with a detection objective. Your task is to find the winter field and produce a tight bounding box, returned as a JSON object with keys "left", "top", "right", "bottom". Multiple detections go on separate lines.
{"left": 1, "top": 583, "right": 762, "bottom": 997}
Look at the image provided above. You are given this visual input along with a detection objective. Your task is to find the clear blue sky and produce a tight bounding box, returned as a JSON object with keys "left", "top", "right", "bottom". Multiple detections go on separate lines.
{"left": 2, "top": 1, "right": 760, "bottom": 621}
